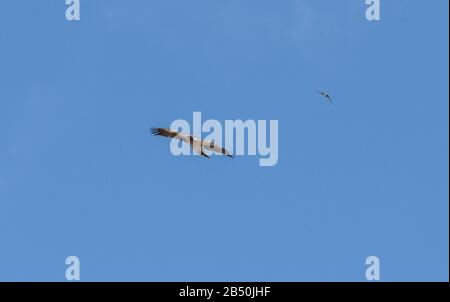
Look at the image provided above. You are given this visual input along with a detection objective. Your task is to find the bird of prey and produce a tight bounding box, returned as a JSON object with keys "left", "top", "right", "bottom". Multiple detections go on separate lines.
{"left": 150, "top": 128, "right": 233, "bottom": 158}
{"left": 317, "top": 91, "right": 334, "bottom": 104}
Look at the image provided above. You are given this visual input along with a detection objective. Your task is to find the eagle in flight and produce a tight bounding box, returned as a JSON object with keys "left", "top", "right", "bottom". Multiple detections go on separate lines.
{"left": 317, "top": 91, "right": 334, "bottom": 104}
{"left": 150, "top": 128, "right": 233, "bottom": 158}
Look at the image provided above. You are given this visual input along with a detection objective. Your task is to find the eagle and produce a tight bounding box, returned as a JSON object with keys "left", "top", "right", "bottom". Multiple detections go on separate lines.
{"left": 150, "top": 128, "right": 233, "bottom": 158}
{"left": 317, "top": 90, "right": 334, "bottom": 104}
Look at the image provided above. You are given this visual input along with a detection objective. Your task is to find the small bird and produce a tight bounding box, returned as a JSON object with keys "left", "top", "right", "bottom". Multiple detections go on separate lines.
{"left": 317, "top": 90, "right": 334, "bottom": 104}
{"left": 150, "top": 128, "right": 233, "bottom": 158}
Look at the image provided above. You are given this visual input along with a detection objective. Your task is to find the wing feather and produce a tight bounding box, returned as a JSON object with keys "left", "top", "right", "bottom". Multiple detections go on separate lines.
{"left": 150, "top": 128, "right": 190, "bottom": 143}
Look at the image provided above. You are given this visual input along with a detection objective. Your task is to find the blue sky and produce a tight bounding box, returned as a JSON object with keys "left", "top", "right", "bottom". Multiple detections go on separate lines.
{"left": 0, "top": 0, "right": 448, "bottom": 281}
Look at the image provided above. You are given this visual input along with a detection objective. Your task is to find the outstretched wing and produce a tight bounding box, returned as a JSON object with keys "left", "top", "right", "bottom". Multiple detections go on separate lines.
{"left": 151, "top": 128, "right": 230, "bottom": 159}
{"left": 150, "top": 127, "right": 190, "bottom": 143}
{"left": 201, "top": 140, "right": 233, "bottom": 158}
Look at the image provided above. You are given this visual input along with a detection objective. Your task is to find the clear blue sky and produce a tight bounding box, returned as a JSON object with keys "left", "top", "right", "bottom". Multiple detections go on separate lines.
{"left": 0, "top": 0, "right": 448, "bottom": 281}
